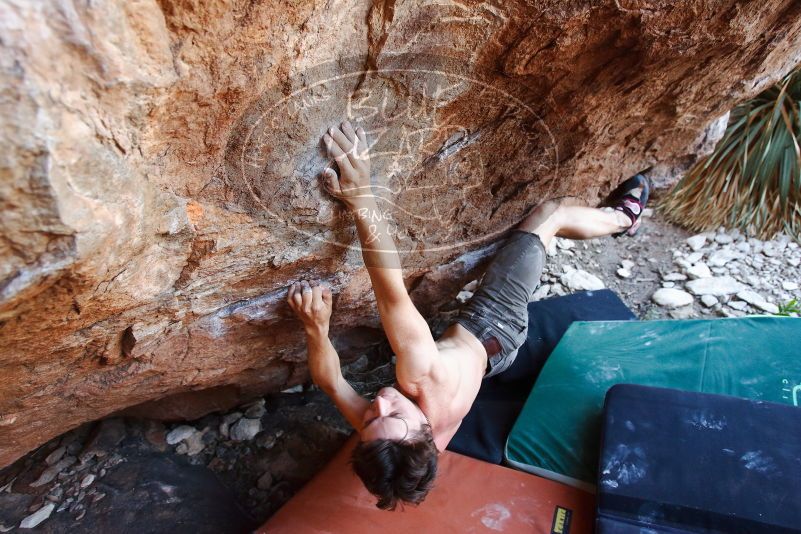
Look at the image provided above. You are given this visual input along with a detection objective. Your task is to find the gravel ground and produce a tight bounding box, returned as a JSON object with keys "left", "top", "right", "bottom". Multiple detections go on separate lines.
{"left": 2, "top": 212, "right": 798, "bottom": 532}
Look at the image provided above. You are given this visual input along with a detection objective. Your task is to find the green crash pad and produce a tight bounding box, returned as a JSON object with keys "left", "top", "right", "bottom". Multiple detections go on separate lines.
{"left": 504, "top": 316, "right": 801, "bottom": 491}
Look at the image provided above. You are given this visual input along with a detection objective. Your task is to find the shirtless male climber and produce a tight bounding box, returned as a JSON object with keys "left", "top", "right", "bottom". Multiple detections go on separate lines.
{"left": 286, "top": 121, "right": 650, "bottom": 510}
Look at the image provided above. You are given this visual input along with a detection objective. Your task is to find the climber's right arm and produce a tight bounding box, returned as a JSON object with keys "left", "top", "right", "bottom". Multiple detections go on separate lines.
{"left": 288, "top": 281, "right": 369, "bottom": 430}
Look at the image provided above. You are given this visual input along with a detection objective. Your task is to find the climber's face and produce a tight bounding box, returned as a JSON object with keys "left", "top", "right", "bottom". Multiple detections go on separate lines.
{"left": 359, "top": 387, "right": 428, "bottom": 442}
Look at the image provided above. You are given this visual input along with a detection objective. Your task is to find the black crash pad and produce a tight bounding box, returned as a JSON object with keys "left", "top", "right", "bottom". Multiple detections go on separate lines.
{"left": 597, "top": 384, "right": 801, "bottom": 533}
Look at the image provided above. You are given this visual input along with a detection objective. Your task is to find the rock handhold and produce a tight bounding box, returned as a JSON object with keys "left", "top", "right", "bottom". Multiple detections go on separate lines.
{"left": 652, "top": 288, "right": 694, "bottom": 309}
{"left": 686, "top": 276, "right": 745, "bottom": 297}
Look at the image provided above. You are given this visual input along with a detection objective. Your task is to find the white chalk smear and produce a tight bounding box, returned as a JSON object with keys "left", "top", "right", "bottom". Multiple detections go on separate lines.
{"left": 471, "top": 503, "right": 511, "bottom": 531}
{"left": 740, "top": 450, "right": 777, "bottom": 475}
{"left": 687, "top": 411, "right": 727, "bottom": 430}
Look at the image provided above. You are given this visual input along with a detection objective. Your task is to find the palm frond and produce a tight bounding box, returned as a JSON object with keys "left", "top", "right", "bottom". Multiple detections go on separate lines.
{"left": 660, "top": 67, "right": 801, "bottom": 241}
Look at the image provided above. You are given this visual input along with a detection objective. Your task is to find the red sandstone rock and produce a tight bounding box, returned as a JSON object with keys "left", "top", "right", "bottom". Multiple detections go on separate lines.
{"left": 1, "top": 0, "right": 800, "bottom": 466}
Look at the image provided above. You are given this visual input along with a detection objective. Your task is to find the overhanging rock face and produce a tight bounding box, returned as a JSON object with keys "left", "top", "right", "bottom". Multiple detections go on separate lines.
{"left": 1, "top": 0, "right": 800, "bottom": 466}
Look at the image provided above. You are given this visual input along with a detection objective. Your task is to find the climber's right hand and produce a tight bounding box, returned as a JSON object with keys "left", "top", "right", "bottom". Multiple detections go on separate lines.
{"left": 322, "top": 121, "right": 372, "bottom": 210}
{"left": 287, "top": 280, "right": 333, "bottom": 334}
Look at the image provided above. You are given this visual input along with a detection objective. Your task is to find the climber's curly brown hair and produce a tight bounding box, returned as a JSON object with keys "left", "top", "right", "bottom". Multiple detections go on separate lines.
{"left": 350, "top": 424, "right": 438, "bottom": 510}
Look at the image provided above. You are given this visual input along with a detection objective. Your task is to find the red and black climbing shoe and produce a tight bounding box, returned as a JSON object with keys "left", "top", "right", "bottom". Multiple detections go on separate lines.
{"left": 605, "top": 174, "right": 651, "bottom": 238}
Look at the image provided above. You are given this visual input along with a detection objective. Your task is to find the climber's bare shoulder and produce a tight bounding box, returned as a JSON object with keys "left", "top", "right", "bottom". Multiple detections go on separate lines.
{"left": 403, "top": 323, "right": 487, "bottom": 450}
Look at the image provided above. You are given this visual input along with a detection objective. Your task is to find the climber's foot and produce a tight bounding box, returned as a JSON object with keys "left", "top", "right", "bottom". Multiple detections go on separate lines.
{"left": 604, "top": 174, "right": 651, "bottom": 237}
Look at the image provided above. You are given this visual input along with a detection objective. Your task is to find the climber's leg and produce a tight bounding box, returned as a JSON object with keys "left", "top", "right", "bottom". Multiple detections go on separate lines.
{"left": 517, "top": 176, "right": 650, "bottom": 247}
{"left": 517, "top": 199, "right": 629, "bottom": 248}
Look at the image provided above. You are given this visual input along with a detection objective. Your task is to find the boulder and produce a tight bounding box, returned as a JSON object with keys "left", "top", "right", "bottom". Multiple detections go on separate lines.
{"left": 2, "top": 0, "right": 801, "bottom": 466}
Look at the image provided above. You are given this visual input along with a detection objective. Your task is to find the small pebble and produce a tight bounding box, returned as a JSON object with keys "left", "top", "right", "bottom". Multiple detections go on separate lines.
{"left": 19, "top": 504, "right": 55, "bottom": 529}
{"left": 257, "top": 472, "right": 273, "bottom": 490}
{"left": 165, "top": 425, "right": 197, "bottom": 446}
{"left": 728, "top": 300, "right": 748, "bottom": 311}
{"left": 701, "top": 295, "right": 719, "bottom": 308}
{"left": 45, "top": 446, "right": 66, "bottom": 466}
{"left": 244, "top": 403, "right": 266, "bottom": 419}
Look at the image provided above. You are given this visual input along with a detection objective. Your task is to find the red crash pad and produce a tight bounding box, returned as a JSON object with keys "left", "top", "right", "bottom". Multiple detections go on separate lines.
{"left": 258, "top": 436, "right": 594, "bottom": 533}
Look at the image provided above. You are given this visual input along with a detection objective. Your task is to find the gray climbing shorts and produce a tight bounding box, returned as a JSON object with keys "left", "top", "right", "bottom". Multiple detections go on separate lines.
{"left": 454, "top": 230, "right": 546, "bottom": 378}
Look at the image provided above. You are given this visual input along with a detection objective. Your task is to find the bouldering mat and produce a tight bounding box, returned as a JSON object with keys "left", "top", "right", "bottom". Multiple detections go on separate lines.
{"left": 504, "top": 316, "right": 801, "bottom": 490}
{"left": 259, "top": 435, "right": 595, "bottom": 533}
{"left": 597, "top": 384, "right": 801, "bottom": 533}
